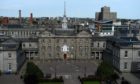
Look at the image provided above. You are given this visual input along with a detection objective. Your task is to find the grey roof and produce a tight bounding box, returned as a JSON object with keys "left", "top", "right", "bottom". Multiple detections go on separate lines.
{"left": 2, "top": 24, "right": 23, "bottom": 28}
{"left": 107, "top": 36, "right": 140, "bottom": 48}
{"left": 0, "top": 39, "right": 20, "bottom": 50}
{"left": 53, "top": 28, "right": 76, "bottom": 36}
{"left": 0, "top": 35, "right": 11, "bottom": 42}
{"left": 120, "top": 37, "right": 138, "bottom": 41}
{"left": 92, "top": 36, "right": 113, "bottom": 41}
{"left": 117, "top": 29, "right": 139, "bottom": 36}
{"left": 15, "top": 38, "right": 38, "bottom": 42}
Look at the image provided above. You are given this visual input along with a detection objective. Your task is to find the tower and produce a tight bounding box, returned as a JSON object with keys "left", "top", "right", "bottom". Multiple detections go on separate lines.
{"left": 62, "top": 1, "right": 68, "bottom": 29}
{"left": 19, "top": 10, "right": 22, "bottom": 24}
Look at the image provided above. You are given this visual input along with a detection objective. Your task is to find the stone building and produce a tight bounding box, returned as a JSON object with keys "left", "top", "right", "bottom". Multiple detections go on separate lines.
{"left": 38, "top": 28, "right": 92, "bottom": 60}
{"left": 103, "top": 37, "right": 140, "bottom": 72}
{"left": 0, "top": 39, "right": 25, "bottom": 73}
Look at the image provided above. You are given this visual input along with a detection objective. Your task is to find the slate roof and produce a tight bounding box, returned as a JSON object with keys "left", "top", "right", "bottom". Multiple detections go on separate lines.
{"left": 0, "top": 39, "right": 20, "bottom": 50}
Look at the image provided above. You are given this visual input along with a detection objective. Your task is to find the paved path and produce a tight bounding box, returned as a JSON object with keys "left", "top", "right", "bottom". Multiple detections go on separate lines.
{"left": 0, "top": 75, "right": 24, "bottom": 84}
{"left": 117, "top": 73, "right": 140, "bottom": 84}
{"left": 63, "top": 75, "right": 81, "bottom": 84}
{"left": 122, "top": 73, "right": 140, "bottom": 84}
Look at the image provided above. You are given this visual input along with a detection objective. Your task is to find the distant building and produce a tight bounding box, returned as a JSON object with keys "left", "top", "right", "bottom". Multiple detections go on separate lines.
{"left": 2, "top": 17, "right": 9, "bottom": 25}
{"left": 95, "top": 6, "right": 117, "bottom": 22}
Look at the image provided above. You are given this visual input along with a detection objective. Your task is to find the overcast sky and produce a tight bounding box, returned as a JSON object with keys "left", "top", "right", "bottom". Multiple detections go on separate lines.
{"left": 0, "top": 0, "right": 139, "bottom": 19}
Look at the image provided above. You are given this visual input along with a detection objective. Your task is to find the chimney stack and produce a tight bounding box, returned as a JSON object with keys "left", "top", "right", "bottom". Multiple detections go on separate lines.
{"left": 19, "top": 10, "right": 22, "bottom": 24}
{"left": 29, "top": 13, "right": 33, "bottom": 25}
{"left": 2, "top": 17, "right": 9, "bottom": 25}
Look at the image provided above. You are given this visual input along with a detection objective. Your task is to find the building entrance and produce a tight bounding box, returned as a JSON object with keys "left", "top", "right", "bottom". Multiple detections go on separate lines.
{"left": 64, "top": 54, "right": 67, "bottom": 60}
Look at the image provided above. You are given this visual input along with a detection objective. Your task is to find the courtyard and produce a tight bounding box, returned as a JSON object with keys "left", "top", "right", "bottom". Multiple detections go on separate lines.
{"left": 35, "top": 60, "right": 99, "bottom": 78}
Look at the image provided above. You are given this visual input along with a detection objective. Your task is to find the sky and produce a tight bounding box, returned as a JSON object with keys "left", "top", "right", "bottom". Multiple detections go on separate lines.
{"left": 0, "top": 0, "right": 139, "bottom": 19}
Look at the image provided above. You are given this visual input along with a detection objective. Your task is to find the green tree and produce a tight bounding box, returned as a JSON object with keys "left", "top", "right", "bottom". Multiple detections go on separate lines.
{"left": 96, "top": 61, "right": 115, "bottom": 79}
{"left": 25, "top": 62, "right": 44, "bottom": 78}
{"left": 0, "top": 70, "right": 1, "bottom": 76}
{"left": 24, "top": 62, "right": 44, "bottom": 84}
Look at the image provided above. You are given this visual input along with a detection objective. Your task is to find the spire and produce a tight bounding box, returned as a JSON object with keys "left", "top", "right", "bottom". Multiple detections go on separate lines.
{"left": 64, "top": 1, "right": 66, "bottom": 17}
{"left": 62, "top": 1, "right": 68, "bottom": 29}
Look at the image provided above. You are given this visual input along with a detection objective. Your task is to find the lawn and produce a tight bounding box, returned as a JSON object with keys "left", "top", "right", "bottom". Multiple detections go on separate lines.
{"left": 83, "top": 81, "right": 100, "bottom": 84}
{"left": 39, "top": 82, "right": 62, "bottom": 84}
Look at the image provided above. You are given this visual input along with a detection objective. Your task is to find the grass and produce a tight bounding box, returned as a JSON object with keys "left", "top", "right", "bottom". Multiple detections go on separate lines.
{"left": 83, "top": 81, "right": 100, "bottom": 84}
{"left": 39, "top": 82, "right": 62, "bottom": 84}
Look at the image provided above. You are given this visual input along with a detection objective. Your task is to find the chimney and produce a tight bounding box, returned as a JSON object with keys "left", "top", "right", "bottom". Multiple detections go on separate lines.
{"left": 2, "top": 17, "right": 9, "bottom": 25}
{"left": 29, "top": 13, "right": 33, "bottom": 25}
{"left": 19, "top": 10, "right": 22, "bottom": 24}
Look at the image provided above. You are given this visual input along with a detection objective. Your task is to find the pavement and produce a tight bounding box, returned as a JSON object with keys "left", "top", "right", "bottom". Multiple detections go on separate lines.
{"left": 0, "top": 60, "right": 98, "bottom": 84}
{"left": 0, "top": 74, "right": 24, "bottom": 84}
{"left": 35, "top": 60, "right": 98, "bottom": 84}
{"left": 63, "top": 75, "right": 81, "bottom": 84}
{"left": 35, "top": 60, "right": 98, "bottom": 78}
{"left": 117, "top": 73, "right": 140, "bottom": 84}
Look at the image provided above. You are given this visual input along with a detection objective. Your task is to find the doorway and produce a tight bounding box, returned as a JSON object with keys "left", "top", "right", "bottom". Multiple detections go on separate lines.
{"left": 64, "top": 54, "right": 67, "bottom": 60}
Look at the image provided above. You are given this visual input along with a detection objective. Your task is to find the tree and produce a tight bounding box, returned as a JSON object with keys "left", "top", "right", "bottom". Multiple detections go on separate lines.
{"left": 24, "top": 74, "right": 38, "bottom": 84}
{"left": 25, "top": 62, "right": 44, "bottom": 78}
{"left": 24, "top": 62, "right": 44, "bottom": 84}
{"left": 96, "top": 61, "right": 115, "bottom": 80}
{"left": 0, "top": 70, "right": 1, "bottom": 76}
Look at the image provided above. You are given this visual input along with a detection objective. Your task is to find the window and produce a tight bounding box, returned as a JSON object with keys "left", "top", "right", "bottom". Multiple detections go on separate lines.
{"left": 103, "top": 43, "right": 105, "bottom": 48}
{"left": 92, "top": 43, "right": 94, "bottom": 47}
{"left": 56, "top": 46, "right": 60, "bottom": 51}
{"left": 23, "top": 44, "right": 25, "bottom": 47}
{"left": 56, "top": 39, "right": 59, "bottom": 43}
{"left": 48, "top": 53, "right": 51, "bottom": 57}
{"left": 42, "top": 46, "right": 46, "bottom": 50}
{"left": 8, "top": 63, "right": 12, "bottom": 70}
{"left": 29, "top": 43, "right": 31, "bottom": 47}
{"left": 42, "top": 39, "right": 45, "bottom": 43}
{"left": 48, "top": 46, "right": 51, "bottom": 51}
{"left": 8, "top": 53, "right": 11, "bottom": 58}
{"left": 138, "top": 51, "right": 140, "bottom": 57}
{"left": 85, "top": 46, "right": 88, "bottom": 53}
{"left": 64, "top": 39, "right": 67, "bottom": 43}
{"left": 97, "top": 42, "right": 100, "bottom": 47}
{"left": 136, "top": 63, "right": 140, "bottom": 70}
{"left": 124, "top": 51, "right": 128, "bottom": 57}
{"left": 124, "top": 62, "right": 128, "bottom": 69}
{"left": 48, "top": 39, "right": 51, "bottom": 43}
